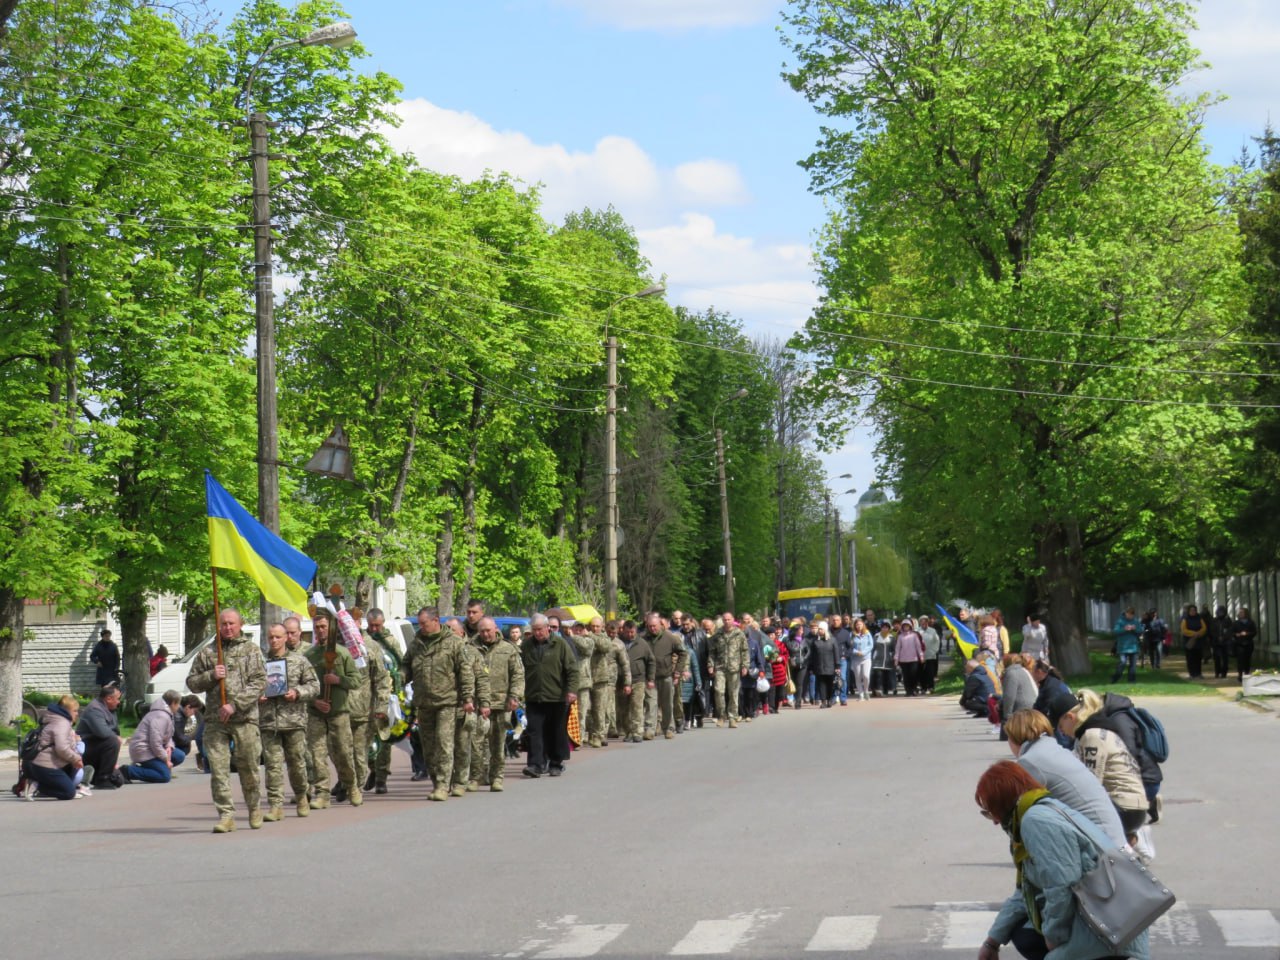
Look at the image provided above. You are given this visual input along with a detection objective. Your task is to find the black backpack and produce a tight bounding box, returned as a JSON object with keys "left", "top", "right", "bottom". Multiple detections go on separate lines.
{"left": 19, "top": 725, "right": 43, "bottom": 767}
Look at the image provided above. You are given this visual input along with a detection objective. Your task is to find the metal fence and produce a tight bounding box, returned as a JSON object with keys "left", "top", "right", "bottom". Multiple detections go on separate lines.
{"left": 1088, "top": 570, "right": 1280, "bottom": 667}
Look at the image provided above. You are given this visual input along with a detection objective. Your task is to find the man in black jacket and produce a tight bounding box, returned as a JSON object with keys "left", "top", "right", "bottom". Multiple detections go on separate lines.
{"left": 78, "top": 683, "right": 127, "bottom": 788}
{"left": 90, "top": 629, "right": 120, "bottom": 686}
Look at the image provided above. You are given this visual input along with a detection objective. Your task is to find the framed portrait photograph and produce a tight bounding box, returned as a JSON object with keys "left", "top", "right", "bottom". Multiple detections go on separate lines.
{"left": 264, "top": 658, "right": 289, "bottom": 698}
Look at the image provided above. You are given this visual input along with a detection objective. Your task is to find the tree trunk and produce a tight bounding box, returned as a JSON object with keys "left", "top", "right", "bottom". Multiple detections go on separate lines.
{"left": 1035, "top": 520, "right": 1090, "bottom": 676}
{"left": 436, "top": 507, "right": 455, "bottom": 616}
{"left": 0, "top": 585, "right": 25, "bottom": 728}
{"left": 118, "top": 591, "right": 150, "bottom": 702}
{"left": 182, "top": 600, "right": 211, "bottom": 655}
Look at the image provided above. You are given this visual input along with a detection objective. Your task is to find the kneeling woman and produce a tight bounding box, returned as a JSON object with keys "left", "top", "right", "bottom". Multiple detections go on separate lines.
{"left": 975, "top": 760, "right": 1149, "bottom": 960}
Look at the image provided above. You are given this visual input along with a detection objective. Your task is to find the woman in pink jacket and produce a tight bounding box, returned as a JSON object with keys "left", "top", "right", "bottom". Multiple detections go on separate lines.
{"left": 28, "top": 695, "right": 84, "bottom": 800}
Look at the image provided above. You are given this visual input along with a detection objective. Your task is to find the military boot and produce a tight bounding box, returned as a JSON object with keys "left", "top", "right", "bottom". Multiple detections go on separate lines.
{"left": 643, "top": 731, "right": 655, "bottom": 740}
{"left": 728, "top": 717, "right": 739, "bottom": 728}
{"left": 249, "top": 808, "right": 264, "bottom": 830}
{"left": 374, "top": 781, "right": 388, "bottom": 795}
{"left": 588, "top": 736, "right": 602, "bottom": 748}
{"left": 212, "top": 815, "right": 236, "bottom": 834}
{"left": 428, "top": 786, "right": 449, "bottom": 801}
{"left": 449, "top": 783, "right": 467, "bottom": 798}
{"left": 466, "top": 780, "right": 479, "bottom": 792}
{"left": 296, "top": 795, "right": 310, "bottom": 818}
{"left": 311, "top": 794, "right": 330, "bottom": 810}
{"left": 262, "top": 805, "right": 284, "bottom": 822}
{"left": 490, "top": 778, "right": 504, "bottom": 792}
{"left": 349, "top": 786, "right": 364, "bottom": 807}
{"left": 363, "top": 771, "right": 376, "bottom": 791}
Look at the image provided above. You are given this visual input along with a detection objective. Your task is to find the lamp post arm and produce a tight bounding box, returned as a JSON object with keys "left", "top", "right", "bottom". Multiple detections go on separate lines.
{"left": 243, "top": 39, "right": 301, "bottom": 118}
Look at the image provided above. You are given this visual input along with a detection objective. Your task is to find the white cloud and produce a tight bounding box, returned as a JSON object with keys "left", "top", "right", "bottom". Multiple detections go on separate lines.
{"left": 552, "top": 0, "right": 777, "bottom": 31}
{"left": 383, "top": 101, "right": 815, "bottom": 335}
{"left": 1186, "top": 2, "right": 1280, "bottom": 131}
{"left": 386, "top": 98, "right": 749, "bottom": 223}
{"left": 637, "top": 213, "right": 819, "bottom": 333}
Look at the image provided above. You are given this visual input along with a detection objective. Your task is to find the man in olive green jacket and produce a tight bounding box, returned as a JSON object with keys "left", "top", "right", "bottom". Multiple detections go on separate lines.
{"left": 520, "top": 614, "right": 579, "bottom": 777}
{"left": 476, "top": 617, "right": 524, "bottom": 791}
{"left": 644, "top": 613, "right": 689, "bottom": 739}
{"left": 259, "top": 622, "right": 319, "bottom": 820}
{"left": 303, "top": 610, "right": 361, "bottom": 809}
{"left": 619, "top": 620, "right": 655, "bottom": 743}
{"left": 187, "top": 608, "right": 267, "bottom": 833}
{"left": 407, "top": 606, "right": 475, "bottom": 802}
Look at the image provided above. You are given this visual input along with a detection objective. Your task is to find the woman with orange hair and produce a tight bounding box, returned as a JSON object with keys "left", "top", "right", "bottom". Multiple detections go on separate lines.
{"left": 974, "top": 760, "right": 1149, "bottom": 960}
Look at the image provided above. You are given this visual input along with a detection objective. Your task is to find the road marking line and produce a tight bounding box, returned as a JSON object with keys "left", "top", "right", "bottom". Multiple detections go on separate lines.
{"left": 1211, "top": 909, "right": 1280, "bottom": 947}
{"left": 671, "top": 918, "right": 755, "bottom": 955}
{"left": 1149, "top": 902, "right": 1200, "bottom": 945}
{"left": 533, "top": 924, "right": 628, "bottom": 958}
{"left": 805, "top": 915, "right": 879, "bottom": 951}
{"left": 924, "top": 903, "right": 998, "bottom": 949}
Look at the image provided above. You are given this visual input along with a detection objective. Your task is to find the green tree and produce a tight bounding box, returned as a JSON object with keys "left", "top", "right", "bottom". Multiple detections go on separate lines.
{"left": 784, "top": 0, "right": 1249, "bottom": 673}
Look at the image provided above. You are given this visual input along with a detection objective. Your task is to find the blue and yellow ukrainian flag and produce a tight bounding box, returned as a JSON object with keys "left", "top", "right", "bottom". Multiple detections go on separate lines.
{"left": 205, "top": 470, "right": 316, "bottom": 615}
{"left": 934, "top": 602, "right": 978, "bottom": 660}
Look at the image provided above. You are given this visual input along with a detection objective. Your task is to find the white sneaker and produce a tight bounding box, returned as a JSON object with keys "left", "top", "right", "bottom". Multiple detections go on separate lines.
{"left": 76, "top": 784, "right": 93, "bottom": 799}
{"left": 1133, "top": 824, "right": 1156, "bottom": 860}
{"left": 22, "top": 780, "right": 36, "bottom": 801}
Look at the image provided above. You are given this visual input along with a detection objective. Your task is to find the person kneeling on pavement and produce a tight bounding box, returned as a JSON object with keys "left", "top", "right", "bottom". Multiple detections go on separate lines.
{"left": 78, "top": 682, "right": 128, "bottom": 789}
{"left": 26, "top": 694, "right": 88, "bottom": 800}
{"left": 120, "top": 690, "right": 186, "bottom": 783}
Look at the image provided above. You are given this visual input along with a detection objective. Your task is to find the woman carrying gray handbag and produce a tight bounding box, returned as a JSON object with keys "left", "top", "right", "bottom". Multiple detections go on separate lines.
{"left": 974, "top": 760, "right": 1170, "bottom": 960}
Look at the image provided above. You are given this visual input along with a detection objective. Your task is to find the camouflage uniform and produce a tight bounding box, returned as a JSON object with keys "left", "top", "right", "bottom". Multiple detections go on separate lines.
{"left": 348, "top": 631, "right": 392, "bottom": 792}
{"left": 367, "top": 631, "right": 404, "bottom": 788}
{"left": 605, "top": 637, "right": 628, "bottom": 737}
{"left": 477, "top": 635, "right": 524, "bottom": 788}
{"left": 186, "top": 632, "right": 267, "bottom": 822}
{"left": 711, "top": 626, "right": 748, "bottom": 724}
{"left": 620, "top": 635, "right": 656, "bottom": 740}
{"left": 647, "top": 628, "right": 689, "bottom": 737}
{"left": 406, "top": 627, "right": 474, "bottom": 799}
{"left": 588, "top": 633, "right": 629, "bottom": 746}
{"left": 303, "top": 642, "right": 360, "bottom": 804}
{"left": 259, "top": 649, "right": 320, "bottom": 812}
{"left": 568, "top": 630, "right": 606, "bottom": 743}
{"left": 452, "top": 638, "right": 491, "bottom": 791}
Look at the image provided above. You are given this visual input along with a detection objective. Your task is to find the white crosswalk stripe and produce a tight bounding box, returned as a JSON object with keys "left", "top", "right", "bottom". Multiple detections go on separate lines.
{"left": 1210, "top": 910, "right": 1280, "bottom": 947}
{"left": 1150, "top": 902, "right": 1201, "bottom": 946}
{"left": 506, "top": 904, "right": 1280, "bottom": 955}
{"left": 532, "top": 924, "right": 629, "bottom": 959}
{"left": 805, "top": 915, "right": 879, "bottom": 951}
{"left": 669, "top": 909, "right": 783, "bottom": 955}
{"left": 924, "top": 901, "right": 999, "bottom": 949}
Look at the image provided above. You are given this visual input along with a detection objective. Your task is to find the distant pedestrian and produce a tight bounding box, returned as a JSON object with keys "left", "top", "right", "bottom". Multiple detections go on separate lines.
{"left": 1111, "top": 606, "right": 1142, "bottom": 683}
{"left": 918, "top": 616, "right": 941, "bottom": 694}
{"left": 1179, "top": 603, "right": 1207, "bottom": 678}
{"left": 894, "top": 618, "right": 926, "bottom": 696}
{"left": 1232, "top": 607, "right": 1258, "bottom": 682}
{"left": 149, "top": 645, "right": 169, "bottom": 677}
{"left": 1141, "top": 609, "right": 1166, "bottom": 668}
{"left": 1019, "top": 612, "right": 1049, "bottom": 663}
{"left": 90, "top": 628, "right": 120, "bottom": 686}
{"left": 1209, "top": 604, "right": 1233, "bottom": 679}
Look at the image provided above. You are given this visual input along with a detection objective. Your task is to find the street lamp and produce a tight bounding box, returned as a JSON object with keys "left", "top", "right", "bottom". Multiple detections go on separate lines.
{"left": 603, "top": 282, "right": 666, "bottom": 619}
{"left": 833, "top": 480, "right": 858, "bottom": 613}
{"left": 243, "top": 21, "right": 357, "bottom": 627}
{"left": 713, "top": 388, "right": 749, "bottom": 612}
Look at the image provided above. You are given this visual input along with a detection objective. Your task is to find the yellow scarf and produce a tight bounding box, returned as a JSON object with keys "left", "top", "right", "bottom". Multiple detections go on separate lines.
{"left": 1008, "top": 788, "right": 1051, "bottom": 931}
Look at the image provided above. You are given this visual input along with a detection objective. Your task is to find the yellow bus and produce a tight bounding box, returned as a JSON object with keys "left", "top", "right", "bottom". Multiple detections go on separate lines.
{"left": 775, "top": 587, "right": 852, "bottom": 623}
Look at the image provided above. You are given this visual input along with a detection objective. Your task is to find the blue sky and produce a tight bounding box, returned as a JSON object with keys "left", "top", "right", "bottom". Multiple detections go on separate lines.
{"left": 220, "top": 1, "right": 1280, "bottom": 499}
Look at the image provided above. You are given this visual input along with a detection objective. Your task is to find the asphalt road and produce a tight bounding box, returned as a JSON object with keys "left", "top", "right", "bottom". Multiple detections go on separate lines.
{"left": 1, "top": 693, "right": 1276, "bottom": 959}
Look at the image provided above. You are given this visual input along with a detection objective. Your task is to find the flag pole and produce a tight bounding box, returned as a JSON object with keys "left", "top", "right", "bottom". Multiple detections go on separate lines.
{"left": 211, "top": 566, "right": 227, "bottom": 707}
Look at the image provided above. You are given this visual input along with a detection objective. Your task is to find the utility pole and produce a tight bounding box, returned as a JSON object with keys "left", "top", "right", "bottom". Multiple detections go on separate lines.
{"left": 716, "top": 427, "right": 736, "bottom": 612}
{"left": 850, "top": 535, "right": 859, "bottom": 612}
{"left": 250, "top": 110, "right": 280, "bottom": 630}
{"left": 835, "top": 506, "right": 843, "bottom": 587}
{"left": 823, "top": 490, "right": 832, "bottom": 587}
{"left": 604, "top": 334, "right": 619, "bottom": 620}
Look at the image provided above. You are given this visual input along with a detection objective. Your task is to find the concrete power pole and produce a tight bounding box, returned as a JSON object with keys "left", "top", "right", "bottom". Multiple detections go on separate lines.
{"left": 604, "top": 335, "right": 619, "bottom": 619}
{"left": 716, "top": 428, "right": 736, "bottom": 612}
{"left": 251, "top": 111, "right": 280, "bottom": 630}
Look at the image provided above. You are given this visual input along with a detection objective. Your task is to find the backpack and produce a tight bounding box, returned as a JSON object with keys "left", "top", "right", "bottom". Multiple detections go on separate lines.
{"left": 1125, "top": 705, "right": 1169, "bottom": 763}
{"left": 19, "top": 725, "right": 43, "bottom": 767}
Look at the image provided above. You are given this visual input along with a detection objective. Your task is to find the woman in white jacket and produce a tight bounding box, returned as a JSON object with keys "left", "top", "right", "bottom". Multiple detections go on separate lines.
{"left": 1057, "top": 689, "right": 1149, "bottom": 843}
